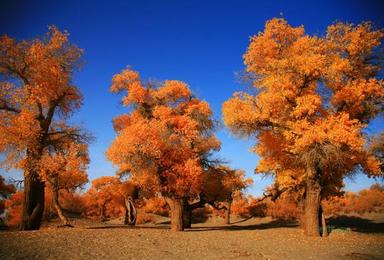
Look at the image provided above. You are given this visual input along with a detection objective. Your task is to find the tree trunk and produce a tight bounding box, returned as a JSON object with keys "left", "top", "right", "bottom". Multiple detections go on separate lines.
{"left": 303, "top": 170, "right": 321, "bottom": 237}
{"left": 320, "top": 205, "right": 328, "bottom": 237}
{"left": 298, "top": 198, "right": 305, "bottom": 229}
{"left": 20, "top": 171, "right": 45, "bottom": 230}
{"left": 100, "top": 203, "right": 107, "bottom": 222}
{"left": 52, "top": 187, "right": 71, "bottom": 226}
{"left": 225, "top": 200, "right": 232, "bottom": 224}
{"left": 124, "top": 197, "right": 136, "bottom": 225}
{"left": 124, "top": 204, "right": 129, "bottom": 225}
{"left": 166, "top": 197, "right": 184, "bottom": 231}
{"left": 182, "top": 198, "right": 192, "bottom": 229}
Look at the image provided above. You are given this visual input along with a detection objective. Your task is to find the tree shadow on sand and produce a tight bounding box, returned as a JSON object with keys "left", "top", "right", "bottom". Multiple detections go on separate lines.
{"left": 187, "top": 215, "right": 384, "bottom": 233}
{"left": 83, "top": 219, "right": 296, "bottom": 232}
{"left": 83, "top": 215, "right": 384, "bottom": 234}
{"left": 85, "top": 224, "right": 170, "bottom": 230}
{"left": 186, "top": 219, "right": 298, "bottom": 232}
{"left": 327, "top": 215, "right": 384, "bottom": 234}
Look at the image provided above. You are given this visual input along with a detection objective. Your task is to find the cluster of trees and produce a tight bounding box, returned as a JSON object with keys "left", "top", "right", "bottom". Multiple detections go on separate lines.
{"left": 3, "top": 179, "right": 382, "bottom": 229}
{"left": 0, "top": 18, "right": 383, "bottom": 237}
{"left": 323, "top": 183, "right": 384, "bottom": 215}
{"left": 228, "top": 183, "right": 384, "bottom": 222}
{"left": 1, "top": 173, "right": 250, "bottom": 227}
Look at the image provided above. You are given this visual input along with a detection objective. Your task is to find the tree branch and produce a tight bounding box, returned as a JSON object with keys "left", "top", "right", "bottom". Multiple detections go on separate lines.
{"left": 0, "top": 102, "right": 20, "bottom": 113}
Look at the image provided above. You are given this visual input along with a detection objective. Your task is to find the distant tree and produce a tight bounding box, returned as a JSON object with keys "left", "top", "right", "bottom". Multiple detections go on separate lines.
{"left": 0, "top": 27, "right": 89, "bottom": 230}
{"left": 118, "top": 181, "right": 139, "bottom": 225}
{"left": 4, "top": 191, "right": 23, "bottom": 227}
{"left": 323, "top": 183, "right": 384, "bottom": 215}
{"left": 107, "top": 68, "right": 220, "bottom": 231}
{"left": 83, "top": 176, "right": 120, "bottom": 222}
{"left": 40, "top": 142, "right": 89, "bottom": 226}
{"left": 222, "top": 18, "right": 383, "bottom": 236}
{"left": 82, "top": 176, "right": 138, "bottom": 224}
{"left": 183, "top": 166, "right": 251, "bottom": 227}
{"left": 0, "top": 176, "right": 16, "bottom": 223}
{"left": 142, "top": 197, "right": 169, "bottom": 217}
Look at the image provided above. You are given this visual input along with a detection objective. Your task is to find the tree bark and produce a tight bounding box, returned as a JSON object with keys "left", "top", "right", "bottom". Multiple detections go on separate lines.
{"left": 124, "top": 203, "right": 129, "bottom": 225}
{"left": 225, "top": 200, "right": 232, "bottom": 224}
{"left": 320, "top": 205, "right": 328, "bottom": 237}
{"left": 52, "top": 187, "right": 71, "bottom": 226}
{"left": 124, "top": 197, "right": 136, "bottom": 225}
{"left": 166, "top": 197, "right": 184, "bottom": 231}
{"left": 303, "top": 169, "right": 321, "bottom": 237}
{"left": 20, "top": 171, "right": 45, "bottom": 230}
{"left": 100, "top": 203, "right": 107, "bottom": 222}
{"left": 298, "top": 198, "right": 305, "bottom": 229}
{"left": 182, "top": 198, "right": 192, "bottom": 229}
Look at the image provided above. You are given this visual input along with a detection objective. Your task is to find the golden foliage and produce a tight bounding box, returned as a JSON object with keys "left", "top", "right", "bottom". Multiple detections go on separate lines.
{"left": 142, "top": 197, "right": 169, "bottom": 217}
{"left": 82, "top": 176, "right": 138, "bottom": 221}
{"left": 0, "top": 26, "right": 89, "bottom": 189}
{"left": 222, "top": 18, "right": 384, "bottom": 200}
{"left": 323, "top": 184, "right": 384, "bottom": 215}
{"left": 107, "top": 68, "right": 220, "bottom": 199}
{"left": 4, "top": 191, "right": 23, "bottom": 227}
{"left": 200, "top": 166, "right": 252, "bottom": 205}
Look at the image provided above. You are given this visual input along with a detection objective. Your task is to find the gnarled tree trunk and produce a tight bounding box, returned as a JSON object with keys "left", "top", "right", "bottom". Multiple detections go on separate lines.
{"left": 49, "top": 176, "right": 71, "bottom": 227}
{"left": 20, "top": 171, "right": 45, "bottom": 230}
{"left": 52, "top": 189, "right": 71, "bottom": 227}
{"left": 182, "top": 198, "right": 192, "bottom": 229}
{"left": 124, "top": 197, "right": 137, "bottom": 225}
{"left": 166, "top": 197, "right": 184, "bottom": 231}
{"left": 303, "top": 168, "right": 321, "bottom": 237}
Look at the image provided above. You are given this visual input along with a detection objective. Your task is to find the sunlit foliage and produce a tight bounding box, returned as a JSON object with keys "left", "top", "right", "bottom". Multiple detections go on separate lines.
{"left": 222, "top": 18, "right": 384, "bottom": 236}
{"left": 107, "top": 67, "right": 220, "bottom": 231}
{"left": 0, "top": 27, "right": 89, "bottom": 230}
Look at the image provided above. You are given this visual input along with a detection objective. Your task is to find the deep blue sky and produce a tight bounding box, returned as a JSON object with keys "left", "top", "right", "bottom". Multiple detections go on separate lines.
{"left": 1, "top": 0, "right": 383, "bottom": 195}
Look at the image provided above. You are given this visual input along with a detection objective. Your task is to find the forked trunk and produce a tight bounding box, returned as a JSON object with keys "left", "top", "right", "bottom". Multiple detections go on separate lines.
{"left": 165, "top": 197, "right": 184, "bottom": 231}
{"left": 182, "top": 198, "right": 192, "bottom": 229}
{"left": 225, "top": 200, "right": 232, "bottom": 225}
{"left": 52, "top": 187, "right": 71, "bottom": 226}
{"left": 303, "top": 169, "right": 321, "bottom": 237}
{"left": 20, "top": 171, "right": 45, "bottom": 230}
{"left": 124, "top": 197, "right": 137, "bottom": 225}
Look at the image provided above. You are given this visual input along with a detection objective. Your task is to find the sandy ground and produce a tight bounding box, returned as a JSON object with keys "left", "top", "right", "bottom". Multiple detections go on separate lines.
{"left": 1, "top": 216, "right": 383, "bottom": 260}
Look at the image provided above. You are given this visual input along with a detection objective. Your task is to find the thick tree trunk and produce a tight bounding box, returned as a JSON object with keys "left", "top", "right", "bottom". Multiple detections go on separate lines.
{"left": 303, "top": 171, "right": 321, "bottom": 237}
{"left": 225, "top": 200, "right": 232, "bottom": 224}
{"left": 20, "top": 171, "right": 45, "bottom": 230}
{"left": 124, "top": 198, "right": 136, "bottom": 225}
{"left": 182, "top": 198, "right": 192, "bottom": 229}
{"left": 166, "top": 197, "right": 184, "bottom": 231}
